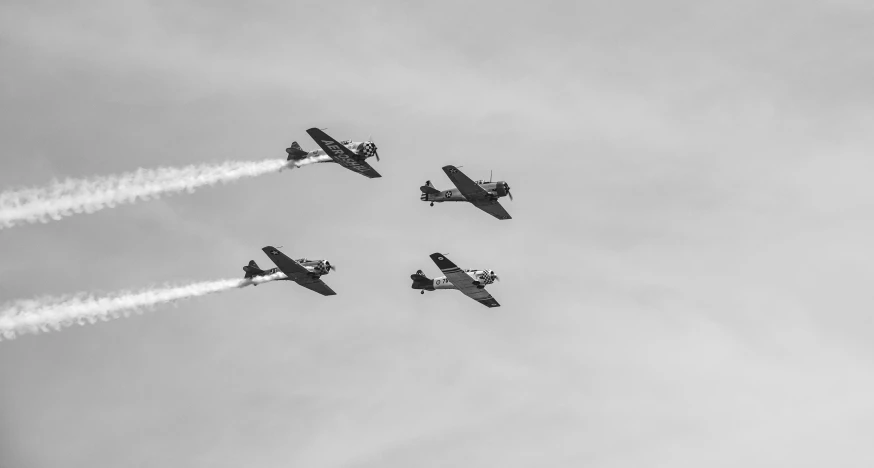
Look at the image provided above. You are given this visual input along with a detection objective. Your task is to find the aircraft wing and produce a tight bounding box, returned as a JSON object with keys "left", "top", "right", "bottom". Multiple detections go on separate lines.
{"left": 429, "top": 253, "right": 500, "bottom": 308}
{"left": 295, "top": 278, "right": 337, "bottom": 296}
{"left": 442, "top": 165, "right": 489, "bottom": 200}
{"left": 261, "top": 246, "right": 337, "bottom": 296}
{"left": 306, "top": 128, "right": 382, "bottom": 179}
{"left": 442, "top": 165, "right": 511, "bottom": 220}
{"left": 470, "top": 199, "right": 512, "bottom": 220}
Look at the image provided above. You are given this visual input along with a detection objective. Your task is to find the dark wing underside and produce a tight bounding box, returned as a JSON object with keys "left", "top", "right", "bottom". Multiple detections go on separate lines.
{"left": 261, "top": 246, "right": 337, "bottom": 296}
{"left": 470, "top": 199, "right": 512, "bottom": 220}
{"left": 442, "top": 165, "right": 511, "bottom": 220}
{"left": 306, "top": 128, "right": 381, "bottom": 179}
{"left": 429, "top": 252, "right": 500, "bottom": 308}
{"left": 295, "top": 279, "right": 337, "bottom": 296}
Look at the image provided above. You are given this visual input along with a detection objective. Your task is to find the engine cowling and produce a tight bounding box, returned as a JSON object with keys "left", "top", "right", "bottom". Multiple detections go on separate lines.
{"left": 495, "top": 181, "right": 510, "bottom": 197}
{"left": 356, "top": 141, "right": 378, "bottom": 160}
{"left": 477, "top": 270, "right": 498, "bottom": 285}
{"left": 316, "top": 260, "right": 336, "bottom": 275}
{"left": 485, "top": 270, "right": 499, "bottom": 284}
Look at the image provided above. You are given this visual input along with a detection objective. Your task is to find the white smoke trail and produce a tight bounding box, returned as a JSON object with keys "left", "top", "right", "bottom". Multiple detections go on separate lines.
{"left": 292, "top": 154, "right": 333, "bottom": 165}
{"left": 0, "top": 158, "right": 315, "bottom": 229}
{"left": 0, "top": 272, "right": 286, "bottom": 341}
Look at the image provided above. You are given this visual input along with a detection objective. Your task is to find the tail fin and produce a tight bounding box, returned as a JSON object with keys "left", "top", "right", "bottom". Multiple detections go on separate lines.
{"left": 286, "top": 142, "right": 308, "bottom": 160}
{"left": 420, "top": 180, "right": 440, "bottom": 195}
{"left": 243, "top": 260, "right": 264, "bottom": 279}
{"left": 410, "top": 270, "right": 433, "bottom": 290}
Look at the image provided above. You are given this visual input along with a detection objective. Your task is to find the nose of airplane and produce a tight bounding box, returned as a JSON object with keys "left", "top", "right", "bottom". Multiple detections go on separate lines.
{"left": 362, "top": 141, "right": 379, "bottom": 161}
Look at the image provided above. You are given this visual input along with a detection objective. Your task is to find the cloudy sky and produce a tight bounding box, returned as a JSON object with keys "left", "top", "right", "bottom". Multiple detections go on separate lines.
{"left": 2, "top": 0, "right": 874, "bottom": 466}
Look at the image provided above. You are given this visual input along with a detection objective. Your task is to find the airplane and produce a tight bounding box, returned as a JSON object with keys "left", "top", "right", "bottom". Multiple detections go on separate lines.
{"left": 285, "top": 127, "right": 381, "bottom": 179}
{"left": 243, "top": 246, "right": 337, "bottom": 296}
{"left": 410, "top": 252, "right": 501, "bottom": 308}
{"left": 420, "top": 165, "right": 513, "bottom": 220}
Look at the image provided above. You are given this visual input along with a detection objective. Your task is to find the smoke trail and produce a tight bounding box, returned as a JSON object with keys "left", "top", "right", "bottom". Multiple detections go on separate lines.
{"left": 0, "top": 158, "right": 312, "bottom": 229}
{"left": 0, "top": 272, "right": 286, "bottom": 341}
{"left": 292, "top": 154, "right": 333, "bottom": 165}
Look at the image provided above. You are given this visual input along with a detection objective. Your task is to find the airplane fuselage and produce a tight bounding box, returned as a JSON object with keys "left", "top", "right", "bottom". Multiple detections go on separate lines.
{"left": 416, "top": 269, "right": 497, "bottom": 291}
{"left": 243, "top": 259, "right": 333, "bottom": 282}
{"left": 421, "top": 181, "right": 509, "bottom": 203}
{"left": 291, "top": 141, "right": 376, "bottom": 165}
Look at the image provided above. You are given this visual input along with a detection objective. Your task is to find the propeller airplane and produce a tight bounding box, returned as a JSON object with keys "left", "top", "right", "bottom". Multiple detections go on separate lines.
{"left": 411, "top": 252, "right": 501, "bottom": 308}
{"left": 243, "top": 246, "right": 338, "bottom": 296}
{"left": 420, "top": 165, "right": 513, "bottom": 220}
{"left": 285, "top": 128, "right": 381, "bottom": 179}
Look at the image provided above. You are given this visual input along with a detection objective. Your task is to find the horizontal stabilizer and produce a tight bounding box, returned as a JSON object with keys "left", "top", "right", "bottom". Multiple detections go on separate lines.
{"left": 410, "top": 270, "right": 432, "bottom": 290}
{"left": 243, "top": 260, "right": 264, "bottom": 279}
{"left": 420, "top": 180, "right": 440, "bottom": 195}
{"left": 286, "top": 141, "right": 308, "bottom": 160}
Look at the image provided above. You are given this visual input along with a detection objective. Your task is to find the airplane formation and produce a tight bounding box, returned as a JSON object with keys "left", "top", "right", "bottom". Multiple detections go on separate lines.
{"left": 248, "top": 127, "right": 513, "bottom": 308}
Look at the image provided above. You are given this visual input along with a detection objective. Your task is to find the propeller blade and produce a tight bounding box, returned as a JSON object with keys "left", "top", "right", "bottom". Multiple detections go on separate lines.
{"left": 368, "top": 135, "right": 379, "bottom": 161}
{"left": 508, "top": 191, "right": 513, "bottom": 201}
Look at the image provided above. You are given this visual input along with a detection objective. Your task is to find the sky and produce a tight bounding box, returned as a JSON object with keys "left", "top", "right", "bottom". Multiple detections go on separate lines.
{"left": 2, "top": 0, "right": 874, "bottom": 466}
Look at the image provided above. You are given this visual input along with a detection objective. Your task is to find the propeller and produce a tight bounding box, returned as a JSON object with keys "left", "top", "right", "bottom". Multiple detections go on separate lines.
{"left": 325, "top": 261, "right": 337, "bottom": 272}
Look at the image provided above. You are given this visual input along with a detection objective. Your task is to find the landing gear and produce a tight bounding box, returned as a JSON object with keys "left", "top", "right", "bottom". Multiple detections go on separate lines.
{"left": 430, "top": 202, "right": 434, "bottom": 206}
{"left": 420, "top": 290, "right": 425, "bottom": 294}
